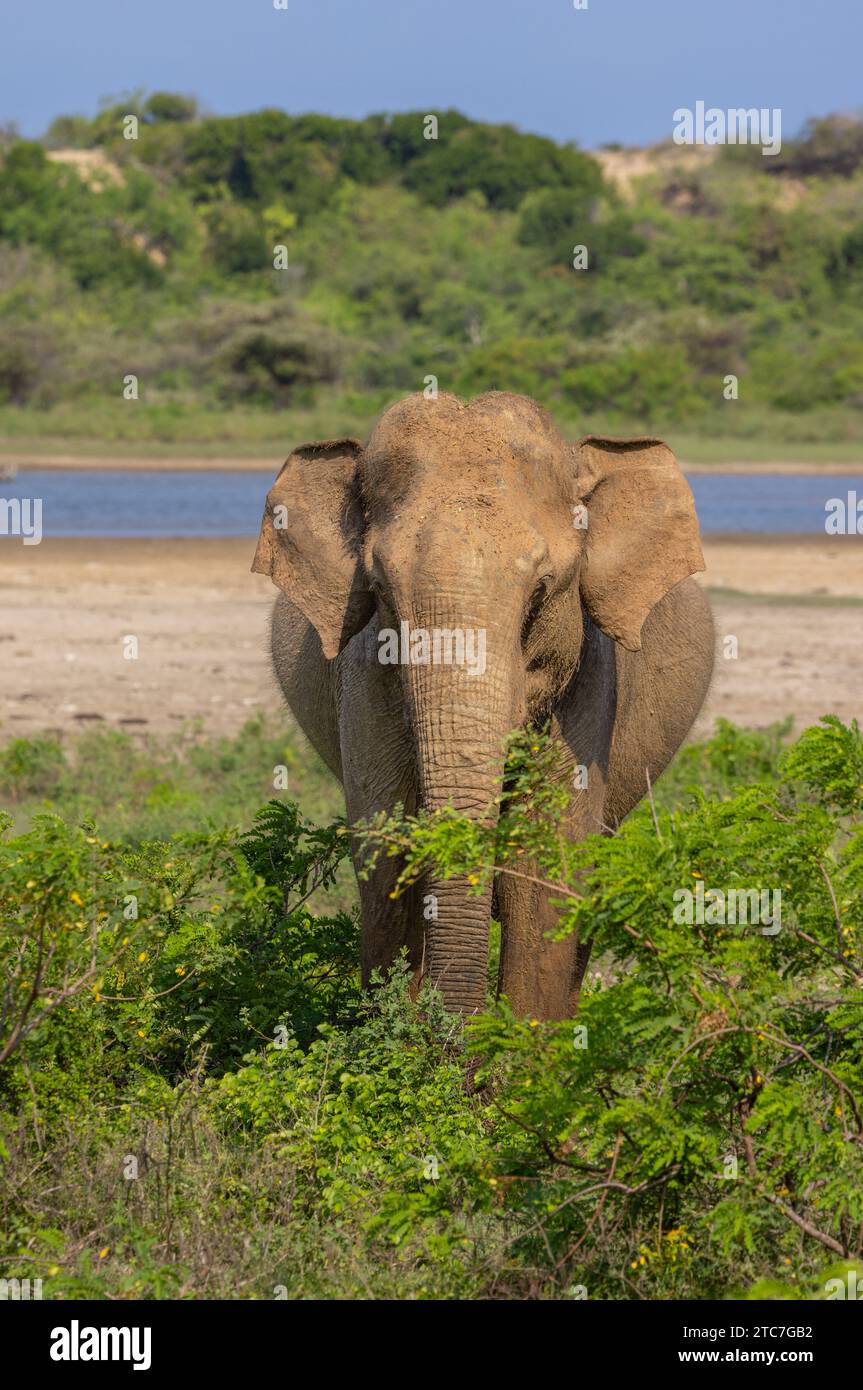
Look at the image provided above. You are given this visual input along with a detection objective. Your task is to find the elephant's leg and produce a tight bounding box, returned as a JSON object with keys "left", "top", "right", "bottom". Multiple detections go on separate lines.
{"left": 336, "top": 621, "right": 423, "bottom": 991}
{"left": 498, "top": 624, "right": 616, "bottom": 1019}
{"left": 496, "top": 869, "right": 588, "bottom": 1019}
{"left": 498, "top": 585, "right": 713, "bottom": 1019}
{"left": 495, "top": 784, "right": 604, "bottom": 1018}
{"left": 351, "top": 847, "right": 424, "bottom": 991}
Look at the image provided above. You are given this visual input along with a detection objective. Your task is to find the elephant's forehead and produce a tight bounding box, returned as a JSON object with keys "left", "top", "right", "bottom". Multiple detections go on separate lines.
{"left": 363, "top": 393, "right": 565, "bottom": 502}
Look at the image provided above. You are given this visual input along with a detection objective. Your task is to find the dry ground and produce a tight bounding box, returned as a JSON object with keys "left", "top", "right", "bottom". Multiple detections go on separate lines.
{"left": 5, "top": 453, "right": 863, "bottom": 473}
{"left": 0, "top": 536, "right": 861, "bottom": 743}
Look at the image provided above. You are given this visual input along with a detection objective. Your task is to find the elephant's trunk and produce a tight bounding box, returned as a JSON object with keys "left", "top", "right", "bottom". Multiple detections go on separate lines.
{"left": 403, "top": 607, "right": 518, "bottom": 1014}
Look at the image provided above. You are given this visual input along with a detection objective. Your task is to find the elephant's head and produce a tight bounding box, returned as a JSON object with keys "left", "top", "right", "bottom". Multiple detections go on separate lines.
{"left": 253, "top": 392, "right": 704, "bottom": 1012}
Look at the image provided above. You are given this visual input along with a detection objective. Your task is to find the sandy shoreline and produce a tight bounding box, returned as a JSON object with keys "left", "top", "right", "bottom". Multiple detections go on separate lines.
{"left": 7, "top": 455, "right": 280, "bottom": 473}
{"left": 0, "top": 535, "right": 861, "bottom": 742}
{"left": 4, "top": 453, "right": 863, "bottom": 474}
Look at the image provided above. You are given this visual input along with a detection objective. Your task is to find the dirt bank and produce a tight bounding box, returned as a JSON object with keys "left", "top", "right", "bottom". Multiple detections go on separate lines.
{"left": 0, "top": 536, "right": 860, "bottom": 741}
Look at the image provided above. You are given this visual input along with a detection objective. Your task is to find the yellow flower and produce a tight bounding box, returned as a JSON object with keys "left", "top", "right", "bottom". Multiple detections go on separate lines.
{"left": 529, "top": 1019, "right": 540, "bottom": 1027}
{"left": 47, "top": 1264, "right": 60, "bottom": 1276}
{"left": 99, "top": 1247, "right": 110, "bottom": 1260}
{"left": 70, "top": 891, "right": 84, "bottom": 906}
{"left": 175, "top": 966, "right": 186, "bottom": 976}
{"left": 138, "top": 951, "right": 148, "bottom": 963}
{"left": 137, "top": 1030, "right": 145, "bottom": 1038}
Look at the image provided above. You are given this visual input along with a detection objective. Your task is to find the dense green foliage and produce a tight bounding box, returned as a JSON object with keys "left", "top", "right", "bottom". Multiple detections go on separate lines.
{"left": 1, "top": 716, "right": 860, "bottom": 1299}
{"left": 2, "top": 101, "right": 863, "bottom": 446}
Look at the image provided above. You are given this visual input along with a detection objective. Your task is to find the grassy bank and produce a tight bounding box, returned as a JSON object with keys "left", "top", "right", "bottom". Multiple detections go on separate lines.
{"left": 2, "top": 401, "right": 862, "bottom": 467}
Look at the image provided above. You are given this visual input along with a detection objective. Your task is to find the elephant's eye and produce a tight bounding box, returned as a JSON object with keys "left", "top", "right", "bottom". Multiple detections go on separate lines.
{"left": 521, "top": 578, "right": 550, "bottom": 643}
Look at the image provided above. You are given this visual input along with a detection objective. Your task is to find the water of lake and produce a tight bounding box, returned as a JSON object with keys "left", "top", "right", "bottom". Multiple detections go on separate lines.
{"left": 1, "top": 469, "right": 861, "bottom": 537}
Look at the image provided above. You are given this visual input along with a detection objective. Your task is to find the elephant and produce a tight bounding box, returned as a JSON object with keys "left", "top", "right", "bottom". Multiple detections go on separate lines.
{"left": 252, "top": 391, "right": 714, "bottom": 1019}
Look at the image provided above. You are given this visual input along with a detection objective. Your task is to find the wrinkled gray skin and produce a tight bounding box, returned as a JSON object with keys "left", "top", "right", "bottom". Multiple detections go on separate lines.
{"left": 253, "top": 391, "right": 714, "bottom": 1018}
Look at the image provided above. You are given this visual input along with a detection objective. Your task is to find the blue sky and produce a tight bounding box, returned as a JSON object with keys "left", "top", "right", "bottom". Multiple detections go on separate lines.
{"left": 2, "top": 0, "right": 860, "bottom": 147}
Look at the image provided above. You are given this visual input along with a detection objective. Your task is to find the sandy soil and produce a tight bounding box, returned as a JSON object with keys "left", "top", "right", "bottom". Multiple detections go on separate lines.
{"left": 0, "top": 536, "right": 861, "bottom": 742}
{"left": 592, "top": 143, "right": 719, "bottom": 200}
{"left": 2, "top": 455, "right": 285, "bottom": 473}
{"left": 0, "top": 538, "right": 276, "bottom": 740}
{"left": 3, "top": 454, "right": 862, "bottom": 474}
{"left": 690, "top": 536, "right": 863, "bottom": 736}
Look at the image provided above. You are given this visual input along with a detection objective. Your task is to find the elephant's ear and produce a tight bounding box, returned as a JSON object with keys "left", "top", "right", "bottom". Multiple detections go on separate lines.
{"left": 252, "top": 438, "right": 374, "bottom": 659}
{"left": 575, "top": 435, "right": 705, "bottom": 651}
